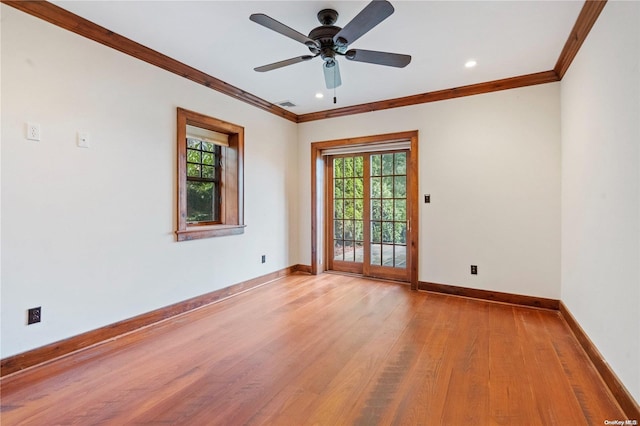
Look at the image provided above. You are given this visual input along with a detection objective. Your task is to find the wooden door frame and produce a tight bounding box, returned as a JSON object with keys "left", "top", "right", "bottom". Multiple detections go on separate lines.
{"left": 311, "top": 131, "right": 419, "bottom": 290}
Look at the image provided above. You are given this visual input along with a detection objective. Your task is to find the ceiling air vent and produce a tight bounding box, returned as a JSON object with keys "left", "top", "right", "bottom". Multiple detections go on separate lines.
{"left": 277, "top": 100, "right": 297, "bottom": 108}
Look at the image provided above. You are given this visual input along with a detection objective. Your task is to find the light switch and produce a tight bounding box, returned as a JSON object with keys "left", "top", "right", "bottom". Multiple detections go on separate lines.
{"left": 77, "top": 132, "right": 90, "bottom": 148}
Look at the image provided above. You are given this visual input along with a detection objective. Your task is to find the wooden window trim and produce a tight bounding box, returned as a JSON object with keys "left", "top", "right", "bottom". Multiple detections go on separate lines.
{"left": 176, "top": 108, "right": 245, "bottom": 241}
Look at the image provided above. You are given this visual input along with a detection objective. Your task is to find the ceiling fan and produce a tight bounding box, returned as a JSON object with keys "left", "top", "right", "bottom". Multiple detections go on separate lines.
{"left": 250, "top": 0, "right": 411, "bottom": 91}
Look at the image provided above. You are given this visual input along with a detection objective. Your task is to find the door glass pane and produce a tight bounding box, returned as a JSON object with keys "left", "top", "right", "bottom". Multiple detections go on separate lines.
{"left": 371, "top": 221, "right": 382, "bottom": 243}
{"left": 394, "top": 200, "right": 406, "bottom": 221}
{"left": 382, "top": 222, "right": 394, "bottom": 243}
{"left": 371, "top": 177, "right": 381, "bottom": 198}
{"left": 394, "top": 176, "right": 406, "bottom": 198}
{"left": 394, "top": 222, "right": 407, "bottom": 244}
{"left": 394, "top": 245, "right": 407, "bottom": 268}
{"left": 355, "top": 242, "right": 364, "bottom": 262}
{"left": 371, "top": 199, "right": 381, "bottom": 220}
{"left": 371, "top": 243, "right": 382, "bottom": 265}
{"left": 382, "top": 177, "right": 393, "bottom": 198}
{"left": 334, "top": 200, "right": 343, "bottom": 219}
{"left": 371, "top": 155, "right": 381, "bottom": 176}
{"left": 369, "top": 151, "right": 409, "bottom": 271}
{"left": 394, "top": 152, "right": 407, "bottom": 174}
{"left": 382, "top": 244, "right": 394, "bottom": 266}
{"left": 382, "top": 154, "right": 394, "bottom": 175}
{"left": 332, "top": 155, "right": 364, "bottom": 265}
{"left": 344, "top": 157, "right": 354, "bottom": 177}
{"left": 382, "top": 200, "right": 393, "bottom": 220}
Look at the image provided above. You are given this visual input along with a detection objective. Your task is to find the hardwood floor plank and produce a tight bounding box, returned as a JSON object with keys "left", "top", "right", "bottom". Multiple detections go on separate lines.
{"left": 0, "top": 274, "right": 627, "bottom": 425}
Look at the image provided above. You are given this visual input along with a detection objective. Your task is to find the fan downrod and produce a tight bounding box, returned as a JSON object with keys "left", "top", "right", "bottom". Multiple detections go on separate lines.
{"left": 317, "top": 9, "right": 338, "bottom": 26}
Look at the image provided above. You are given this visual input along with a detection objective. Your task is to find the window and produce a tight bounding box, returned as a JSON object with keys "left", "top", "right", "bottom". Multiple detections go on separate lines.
{"left": 176, "top": 108, "right": 245, "bottom": 241}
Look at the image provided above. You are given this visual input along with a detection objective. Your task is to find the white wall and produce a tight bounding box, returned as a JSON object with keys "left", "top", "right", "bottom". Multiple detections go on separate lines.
{"left": 560, "top": 1, "right": 640, "bottom": 401}
{"left": 298, "top": 83, "right": 561, "bottom": 299}
{"left": 0, "top": 6, "right": 299, "bottom": 358}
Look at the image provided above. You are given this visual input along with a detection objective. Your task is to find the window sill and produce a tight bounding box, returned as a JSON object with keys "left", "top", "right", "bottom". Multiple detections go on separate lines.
{"left": 176, "top": 224, "right": 246, "bottom": 241}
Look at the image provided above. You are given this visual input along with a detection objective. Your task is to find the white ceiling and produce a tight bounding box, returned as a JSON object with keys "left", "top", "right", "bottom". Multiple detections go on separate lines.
{"left": 53, "top": 1, "right": 584, "bottom": 115}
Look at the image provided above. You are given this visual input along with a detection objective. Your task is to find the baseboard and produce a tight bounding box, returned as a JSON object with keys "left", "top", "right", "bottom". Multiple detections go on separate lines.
{"left": 293, "top": 264, "right": 312, "bottom": 274}
{"left": 1, "top": 265, "right": 305, "bottom": 377}
{"left": 418, "top": 281, "right": 560, "bottom": 310}
{"left": 559, "top": 302, "right": 640, "bottom": 419}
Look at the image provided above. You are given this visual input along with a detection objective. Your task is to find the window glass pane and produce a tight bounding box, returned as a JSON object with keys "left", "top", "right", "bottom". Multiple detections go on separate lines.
{"left": 186, "top": 181, "right": 215, "bottom": 222}
{"left": 382, "top": 177, "right": 394, "bottom": 198}
{"left": 371, "top": 155, "right": 381, "bottom": 176}
{"left": 371, "top": 177, "right": 381, "bottom": 198}
{"left": 187, "top": 139, "right": 201, "bottom": 149}
{"left": 187, "top": 149, "right": 201, "bottom": 163}
{"left": 202, "top": 152, "right": 214, "bottom": 166}
{"left": 344, "top": 157, "right": 354, "bottom": 178}
{"left": 202, "top": 166, "right": 215, "bottom": 179}
{"left": 202, "top": 141, "right": 215, "bottom": 152}
{"left": 395, "top": 152, "right": 407, "bottom": 175}
{"left": 382, "top": 200, "right": 394, "bottom": 220}
{"left": 382, "top": 154, "right": 394, "bottom": 175}
{"left": 394, "top": 176, "right": 406, "bottom": 198}
{"left": 187, "top": 163, "right": 201, "bottom": 177}
{"left": 394, "top": 200, "right": 406, "bottom": 221}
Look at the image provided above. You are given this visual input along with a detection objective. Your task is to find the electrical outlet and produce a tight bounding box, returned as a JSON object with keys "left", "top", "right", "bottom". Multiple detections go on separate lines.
{"left": 471, "top": 265, "right": 478, "bottom": 275}
{"left": 26, "top": 123, "right": 41, "bottom": 141}
{"left": 261, "top": 255, "right": 266, "bottom": 264}
{"left": 28, "top": 307, "right": 41, "bottom": 325}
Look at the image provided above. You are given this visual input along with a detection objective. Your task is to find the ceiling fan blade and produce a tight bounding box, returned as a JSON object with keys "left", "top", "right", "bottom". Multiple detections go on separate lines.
{"left": 333, "top": 0, "right": 395, "bottom": 47}
{"left": 345, "top": 49, "right": 411, "bottom": 67}
{"left": 254, "top": 55, "right": 315, "bottom": 72}
{"left": 323, "top": 60, "right": 342, "bottom": 89}
{"left": 250, "top": 13, "right": 320, "bottom": 49}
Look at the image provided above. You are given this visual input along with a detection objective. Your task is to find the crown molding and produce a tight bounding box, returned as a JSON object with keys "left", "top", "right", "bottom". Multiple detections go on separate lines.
{"left": 1, "top": 0, "right": 298, "bottom": 123}
{"left": 554, "top": 0, "right": 608, "bottom": 79}
{"left": 297, "top": 71, "right": 560, "bottom": 123}
{"left": 3, "top": 0, "right": 607, "bottom": 123}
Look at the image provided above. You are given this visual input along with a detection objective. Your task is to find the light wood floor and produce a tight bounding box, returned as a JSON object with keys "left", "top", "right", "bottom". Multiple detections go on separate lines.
{"left": 0, "top": 273, "right": 625, "bottom": 425}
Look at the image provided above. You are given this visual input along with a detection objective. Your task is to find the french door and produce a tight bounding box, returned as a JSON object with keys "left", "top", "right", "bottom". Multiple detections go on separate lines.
{"left": 327, "top": 150, "right": 411, "bottom": 282}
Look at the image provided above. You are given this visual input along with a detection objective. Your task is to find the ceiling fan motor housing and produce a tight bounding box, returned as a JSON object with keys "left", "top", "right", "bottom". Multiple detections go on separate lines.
{"left": 308, "top": 11, "right": 347, "bottom": 62}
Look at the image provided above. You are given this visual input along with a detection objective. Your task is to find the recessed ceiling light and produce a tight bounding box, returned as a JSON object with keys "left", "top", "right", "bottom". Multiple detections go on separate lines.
{"left": 465, "top": 60, "right": 477, "bottom": 68}
{"left": 315, "top": 92, "right": 324, "bottom": 99}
